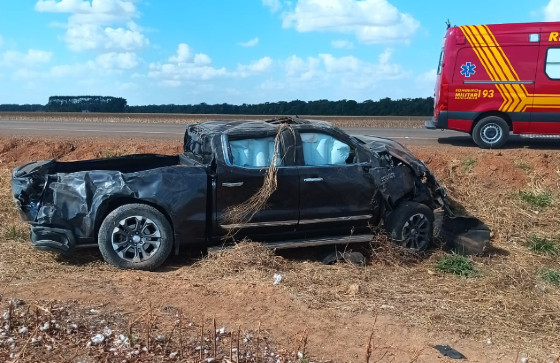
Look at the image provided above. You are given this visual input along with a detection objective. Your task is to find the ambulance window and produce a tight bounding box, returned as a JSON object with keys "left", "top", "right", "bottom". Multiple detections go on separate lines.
{"left": 437, "top": 50, "right": 445, "bottom": 75}
{"left": 545, "top": 48, "right": 560, "bottom": 79}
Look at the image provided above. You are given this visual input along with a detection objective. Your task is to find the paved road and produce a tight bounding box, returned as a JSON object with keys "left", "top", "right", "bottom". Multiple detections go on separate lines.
{"left": 3, "top": 118, "right": 560, "bottom": 148}
{"left": 0, "top": 119, "right": 468, "bottom": 146}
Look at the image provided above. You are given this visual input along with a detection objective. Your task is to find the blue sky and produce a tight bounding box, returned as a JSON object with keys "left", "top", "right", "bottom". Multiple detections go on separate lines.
{"left": 0, "top": 0, "right": 559, "bottom": 106}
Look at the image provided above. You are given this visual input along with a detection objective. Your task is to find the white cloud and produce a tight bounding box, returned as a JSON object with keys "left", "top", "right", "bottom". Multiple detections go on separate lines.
{"left": 234, "top": 57, "right": 273, "bottom": 77}
{"left": 331, "top": 39, "right": 354, "bottom": 49}
{"left": 281, "top": 0, "right": 419, "bottom": 44}
{"left": 259, "top": 49, "right": 407, "bottom": 97}
{"left": 169, "top": 43, "right": 191, "bottom": 63}
{"left": 150, "top": 44, "right": 279, "bottom": 87}
{"left": 35, "top": 0, "right": 148, "bottom": 52}
{"left": 239, "top": 37, "right": 259, "bottom": 47}
{"left": 149, "top": 43, "right": 228, "bottom": 86}
{"left": 262, "top": 0, "right": 282, "bottom": 12}
{"left": 96, "top": 52, "right": 138, "bottom": 70}
{"left": 544, "top": 0, "right": 560, "bottom": 21}
{"left": 0, "top": 49, "right": 53, "bottom": 67}
{"left": 167, "top": 43, "right": 212, "bottom": 66}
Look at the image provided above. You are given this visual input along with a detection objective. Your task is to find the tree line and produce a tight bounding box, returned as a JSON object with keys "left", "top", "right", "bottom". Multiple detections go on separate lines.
{"left": 0, "top": 96, "right": 434, "bottom": 116}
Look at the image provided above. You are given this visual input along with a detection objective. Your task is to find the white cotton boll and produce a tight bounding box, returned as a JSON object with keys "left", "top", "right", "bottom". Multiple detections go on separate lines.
{"left": 91, "top": 334, "right": 105, "bottom": 345}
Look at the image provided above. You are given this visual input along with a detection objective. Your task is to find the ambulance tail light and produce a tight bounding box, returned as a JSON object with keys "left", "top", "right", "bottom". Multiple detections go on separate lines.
{"left": 435, "top": 82, "right": 448, "bottom": 117}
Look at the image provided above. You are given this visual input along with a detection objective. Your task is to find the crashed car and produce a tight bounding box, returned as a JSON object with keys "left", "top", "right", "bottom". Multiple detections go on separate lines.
{"left": 12, "top": 117, "right": 489, "bottom": 270}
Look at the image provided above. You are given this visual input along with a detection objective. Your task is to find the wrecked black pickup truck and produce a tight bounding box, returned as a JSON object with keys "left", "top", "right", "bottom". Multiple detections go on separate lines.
{"left": 12, "top": 117, "right": 489, "bottom": 270}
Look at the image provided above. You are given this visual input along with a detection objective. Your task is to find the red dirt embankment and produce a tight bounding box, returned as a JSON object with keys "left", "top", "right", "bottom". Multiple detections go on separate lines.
{"left": 1, "top": 135, "right": 559, "bottom": 362}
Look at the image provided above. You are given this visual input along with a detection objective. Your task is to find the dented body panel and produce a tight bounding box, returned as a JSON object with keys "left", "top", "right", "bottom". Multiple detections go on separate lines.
{"left": 12, "top": 117, "right": 488, "bottom": 260}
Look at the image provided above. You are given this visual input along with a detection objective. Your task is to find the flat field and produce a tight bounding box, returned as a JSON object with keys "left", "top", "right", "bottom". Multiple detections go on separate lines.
{"left": 0, "top": 132, "right": 559, "bottom": 362}
{"left": 0, "top": 112, "right": 427, "bottom": 128}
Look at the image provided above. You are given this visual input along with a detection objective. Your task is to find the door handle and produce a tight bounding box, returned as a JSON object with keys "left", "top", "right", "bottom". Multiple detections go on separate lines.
{"left": 303, "top": 177, "right": 323, "bottom": 182}
{"left": 222, "top": 182, "right": 244, "bottom": 187}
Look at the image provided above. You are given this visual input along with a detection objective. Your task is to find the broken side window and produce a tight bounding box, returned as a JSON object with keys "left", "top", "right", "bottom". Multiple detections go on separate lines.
{"left": 300, "top": 132, "right": 352, "bottom": 166}
{"left": 228, "top": 137, "right": 282, "bottom": 168}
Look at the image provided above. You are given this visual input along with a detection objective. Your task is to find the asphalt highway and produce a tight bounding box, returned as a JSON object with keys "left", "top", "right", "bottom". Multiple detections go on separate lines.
{"left": 0, "top": 119, "right": 470, "bottom": 146}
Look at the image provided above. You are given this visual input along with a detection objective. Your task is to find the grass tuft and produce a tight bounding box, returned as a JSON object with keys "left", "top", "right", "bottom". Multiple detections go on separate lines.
{"left": 528, "top": 235, "right": 559, "bottom": 256}
{"left": 539, "top": 268, "right": 560, "bottom": 286}
{"left": 4, "top": 224, "right": 28, "bottom": 242}
{"left": 462, "top": 157, "right": 477, "bottom": 172}
{"left": 435, "top": 254, "right": 478, "bottom": 277}
{"left": 514, "top": 160, "right": 533, "bottom": 172}
{"left": 519, "top": 190, "right": 553, "bottom": 208}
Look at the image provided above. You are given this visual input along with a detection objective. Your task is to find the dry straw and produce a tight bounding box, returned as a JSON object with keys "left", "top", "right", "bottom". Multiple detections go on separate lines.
{"left": 221, "top": 123, "right": 295, "bottom": 239}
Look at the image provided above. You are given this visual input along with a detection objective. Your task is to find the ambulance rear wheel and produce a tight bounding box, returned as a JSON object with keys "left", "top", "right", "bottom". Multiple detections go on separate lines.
{"left": 472, "top": 116, "right": 509, "bottom": 149}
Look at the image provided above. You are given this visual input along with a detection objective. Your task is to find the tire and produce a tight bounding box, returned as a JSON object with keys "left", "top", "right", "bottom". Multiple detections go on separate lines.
{"left": 98, "top": 204, "right": 173, "bottom": 270}
{"left": 472, "top": 116, "right": 509, "bottom": 149}
{"left": 386, "top": 201, "right": 434, "bottom": 252}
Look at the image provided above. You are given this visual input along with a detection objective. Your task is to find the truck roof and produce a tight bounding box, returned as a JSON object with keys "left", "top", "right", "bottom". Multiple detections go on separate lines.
{"left": 187, "top": 117, "right": 334, "bottom": 137}
{"left": 448, "top": 21, "right": 560, "bottom": 35}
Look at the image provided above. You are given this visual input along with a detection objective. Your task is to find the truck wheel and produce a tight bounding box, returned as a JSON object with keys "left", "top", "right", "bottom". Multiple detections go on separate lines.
{"left": 98, "top": 204, "right": 173, "bottom": 271}
{"left": 386, "top": 201, "right": 433, "bottom": 252}
{"left": 472, "top": 116, "right": 509, "bottom": 149}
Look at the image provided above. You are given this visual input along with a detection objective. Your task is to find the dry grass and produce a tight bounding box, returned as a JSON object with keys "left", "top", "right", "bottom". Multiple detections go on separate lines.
{"left": 194, "top": 241, "right": 287, "bottom": 279}
{"left": 1, "top": 137, "right": 560, "bottom": 360}
{"left": 0, "top": 297, "right": 300, "bottom": 362}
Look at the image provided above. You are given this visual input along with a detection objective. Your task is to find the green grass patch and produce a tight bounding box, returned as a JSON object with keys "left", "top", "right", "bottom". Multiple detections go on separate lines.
{"left": 528, "top": 235, "right": 559, "bottom": 256}
{"left": 435, "top": 254, "right": 479, "bottom": 277}
{"left": 539, "top": 268, "right": 560, "bottom": 286}
{"left": 514, "top": 160, "right": 532, "bottom": 172}
{"left": 519, "top": 190, "right": 553, "bottom": 208}
{"left": 4, "top": 225, "right": 28, "bottom": 242}
{"left": 462, "top": 157, "right": 477, "bottom": 172}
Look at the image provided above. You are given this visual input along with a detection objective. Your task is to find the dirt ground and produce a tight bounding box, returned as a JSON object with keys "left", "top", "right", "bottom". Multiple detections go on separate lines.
{"left": 1, "top": 135, "right": 560, "bottom": 362}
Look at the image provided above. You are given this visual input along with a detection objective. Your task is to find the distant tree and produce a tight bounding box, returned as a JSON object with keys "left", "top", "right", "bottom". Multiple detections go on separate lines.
{"left": 46, "top": 96, "right": 127, "bottom": 112}
{"left": 0, "top": 104, "right": 45, "bottom": 112}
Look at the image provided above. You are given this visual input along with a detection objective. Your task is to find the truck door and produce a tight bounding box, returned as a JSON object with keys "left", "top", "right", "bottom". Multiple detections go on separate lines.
{"left": 296, "top": 131, "right": 376, "bottom": 235}
{"left": 214, "top": 131, "right": 299, "bottom": 240}
{"left": 532, "top": 30, "right": 560, "bottom": 134}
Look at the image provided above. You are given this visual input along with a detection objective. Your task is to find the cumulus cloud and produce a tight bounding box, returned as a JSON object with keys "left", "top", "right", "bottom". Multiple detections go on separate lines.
{"left": 262, "top": 0, "right": 282, "bottom": 12}
{"left": 149, "top": 43, "right": 228, "bottom": 86}
{"left": 35, "top": 0, "right": 148, "bottom": 52}
{"left": 234, "top": 57, "right": 273, "bottom": 77}
{"left": 544, "top": 0, "right": 560, "bottom": 21}
{"left": 260, "top": 49, "right": 407, "bottom": 96}
{"left": 150, "top": 44, "right": 278, "bottom": 87}
{"left": 239, "top": 37, "right": 260, "bottom": 47}
{"left": 331, "top": 39, "right": 354, "bottom": 49}
{"left": 280, "top": 0, "right": 419, "bottom": 44}
{"left": 0, "top": 49, "right": 53, "bottom": 67}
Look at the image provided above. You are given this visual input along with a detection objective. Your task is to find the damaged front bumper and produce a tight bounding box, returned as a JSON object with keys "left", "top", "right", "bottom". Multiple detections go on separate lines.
{"left": 441, "top": 213, "right": 490, "bottom": 255}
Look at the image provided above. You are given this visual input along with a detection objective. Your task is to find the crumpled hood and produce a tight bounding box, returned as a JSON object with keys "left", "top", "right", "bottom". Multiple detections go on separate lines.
{"left": 356, "top": 135, "right": 433, "bottom": 178}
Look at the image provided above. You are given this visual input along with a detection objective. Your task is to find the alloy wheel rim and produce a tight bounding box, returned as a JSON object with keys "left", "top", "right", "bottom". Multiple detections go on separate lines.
{"left": 111, "top": 215, "right": 162, "bottom": 263}
{"left": 400, "top": 213, "right": 430, "bottom": 250}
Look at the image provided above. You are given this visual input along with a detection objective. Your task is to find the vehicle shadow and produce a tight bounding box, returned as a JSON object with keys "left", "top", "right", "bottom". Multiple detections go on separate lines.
{"left": 54, "top": 246, "right": 201, "bottom": 271}
{"left": 55, "top": 248, "right": 103, "bottom": 266}
{"left": 438, "top": 135, "right": 560, "bottom": 150}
